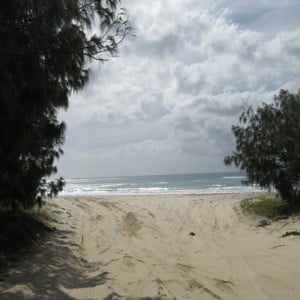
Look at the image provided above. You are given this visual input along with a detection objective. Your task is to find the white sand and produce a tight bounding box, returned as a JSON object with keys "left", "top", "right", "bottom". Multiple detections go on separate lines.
{"left": 1, "top": 194, "right": 300, "bottom": 299}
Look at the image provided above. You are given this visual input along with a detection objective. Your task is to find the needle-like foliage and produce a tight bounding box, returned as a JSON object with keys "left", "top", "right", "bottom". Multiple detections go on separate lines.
{"left": 225, "top": 90, "right": 300, "bottom": 207}
{"left": 0, "top": 0, "right": 131, "bottom": 209}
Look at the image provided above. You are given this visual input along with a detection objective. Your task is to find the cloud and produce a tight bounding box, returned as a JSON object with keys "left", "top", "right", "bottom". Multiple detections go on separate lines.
{"left": 57, "top": 1, "right": 300, "bottom": 177}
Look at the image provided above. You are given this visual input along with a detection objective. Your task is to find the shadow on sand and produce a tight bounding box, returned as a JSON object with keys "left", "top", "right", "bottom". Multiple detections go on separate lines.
{"left": 104, "top": 295, "right": 171, "bottom": 300}
{"left": 0, "top": 227, "right": 171, "bottom": 300}
{"left": 0, "top": 226, "right": 109, "bottom": 299}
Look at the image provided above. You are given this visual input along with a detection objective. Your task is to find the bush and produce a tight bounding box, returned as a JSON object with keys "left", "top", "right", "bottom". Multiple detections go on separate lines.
{"left": 225, "top": 90, "right": 300, "bottom": 207}
{"left": 239, "top": 196, "right": 297, "bottom": 219}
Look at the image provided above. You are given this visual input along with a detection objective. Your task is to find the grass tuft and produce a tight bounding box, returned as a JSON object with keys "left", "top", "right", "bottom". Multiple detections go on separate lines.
{"left": 281, "top": 230, "right": 300, "bottom": 238}
{"left": 240, "top": 195, "right": 300, "bottom": 219}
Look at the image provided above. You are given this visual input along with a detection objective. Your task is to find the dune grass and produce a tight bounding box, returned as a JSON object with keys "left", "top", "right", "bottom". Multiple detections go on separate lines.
{"left": 240, "top": 195, "right": 300, "bottom": 237}
{"left": 240, "top": 195, "right": 300, "bottom": 219}
{"left": 281, "top": 230, "right": 300, "bottom": 237}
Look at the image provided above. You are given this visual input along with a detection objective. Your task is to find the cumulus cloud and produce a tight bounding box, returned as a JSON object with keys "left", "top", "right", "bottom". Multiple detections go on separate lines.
{"left": 58, "top": 0, "right": 300, "bottom": 177}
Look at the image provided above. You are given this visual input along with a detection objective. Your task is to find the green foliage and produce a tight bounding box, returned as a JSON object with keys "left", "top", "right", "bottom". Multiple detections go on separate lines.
{"left": 225, "top": 90, "right": 300, "bottom": 207}
{"left": 281, "top": 230, "right": 300, "bottom": 237}
{"left": 240, "top": 196, "right": 288, "bottom": 219}
{"left": 0, "top": 1, "right": 131, "bottom": 209}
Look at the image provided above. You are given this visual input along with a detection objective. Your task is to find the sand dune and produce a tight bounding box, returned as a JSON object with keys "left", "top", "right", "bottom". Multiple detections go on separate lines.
{"left": 1, "top": 194, "right": 300, "bottom": 299}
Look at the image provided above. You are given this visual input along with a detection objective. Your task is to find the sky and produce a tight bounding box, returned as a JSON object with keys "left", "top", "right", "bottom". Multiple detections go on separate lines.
{"left": 57, "top": 0, "right": 300, "bottom": 178}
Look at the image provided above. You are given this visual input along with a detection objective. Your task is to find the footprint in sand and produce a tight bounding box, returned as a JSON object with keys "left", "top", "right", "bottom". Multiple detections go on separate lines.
{"left": 154, "top": 278, "right": 168, "bottom": 298}
{"left": 188, "top": 280, "right": 222, "bottom": 299}
{"left": 213, "top": 278, "right": 234, "bottom": 294}
{"left": 123, "top": 254, "right": 135, "bottom": 267}
{"left": 175, "top": 263, "right": 195, "bottom": 278}
{"left": 99, "top": 201, "right": 120, "bottom": 211}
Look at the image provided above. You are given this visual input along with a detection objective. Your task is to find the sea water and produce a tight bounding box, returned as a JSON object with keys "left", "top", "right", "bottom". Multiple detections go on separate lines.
{"left": 61, "top": 171, "right": 264, "bottom": 196}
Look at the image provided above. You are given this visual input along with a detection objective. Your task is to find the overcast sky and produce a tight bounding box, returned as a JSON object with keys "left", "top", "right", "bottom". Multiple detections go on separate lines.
{"left": 57, "top": 0, "right": 300, "bottom": 178}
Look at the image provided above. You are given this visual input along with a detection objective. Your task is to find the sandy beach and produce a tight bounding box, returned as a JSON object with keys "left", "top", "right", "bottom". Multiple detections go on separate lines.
{"left": 1, "top": 193, "right": 300, "bottom": 299}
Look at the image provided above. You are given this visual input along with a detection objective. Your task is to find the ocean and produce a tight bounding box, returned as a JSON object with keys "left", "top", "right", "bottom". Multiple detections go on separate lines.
{"left": 61, "top": 171, "right": 264, "bottom": 196}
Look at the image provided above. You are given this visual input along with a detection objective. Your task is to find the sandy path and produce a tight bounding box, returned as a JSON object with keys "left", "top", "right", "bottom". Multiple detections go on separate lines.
{"left": 1, "top": 194, "right": 300, "bottom": 299}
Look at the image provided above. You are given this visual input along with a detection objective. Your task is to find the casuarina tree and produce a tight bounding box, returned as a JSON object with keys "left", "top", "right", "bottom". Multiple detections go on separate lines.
{"left": 0, "top": 0, "right": 131, "bottom": 209}
{"left": 225, "top": 89, "right": 300, "bottom": 207}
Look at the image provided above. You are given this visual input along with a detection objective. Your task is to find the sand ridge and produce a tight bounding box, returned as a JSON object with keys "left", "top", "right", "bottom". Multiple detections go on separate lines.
{"left": 1, "top": 194, "right": 300, "bottom": 299}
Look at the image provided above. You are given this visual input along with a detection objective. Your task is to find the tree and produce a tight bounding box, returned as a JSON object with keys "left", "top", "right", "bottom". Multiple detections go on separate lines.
{"left": 0, "top": 0, "right": 131, "bottom": 209}
{"left": 224, "top": 89, "right": 300, "bottom": 207}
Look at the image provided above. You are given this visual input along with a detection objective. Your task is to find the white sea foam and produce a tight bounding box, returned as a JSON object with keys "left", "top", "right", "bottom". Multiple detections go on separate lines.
{"left": 59, "top": 172, "right": 265, "bottom": 196}
{"left": 223, "top": 176, "right": 246, "bottom": 179}
{"left": 61, "top": 185, "right": 264, "bottom": 196}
